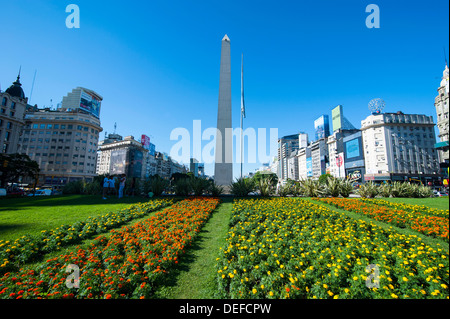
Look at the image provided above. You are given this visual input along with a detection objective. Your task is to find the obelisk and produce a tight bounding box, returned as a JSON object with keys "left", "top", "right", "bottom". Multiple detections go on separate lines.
{"left": 214, "top": 34, "right": 233, "bottom": 186}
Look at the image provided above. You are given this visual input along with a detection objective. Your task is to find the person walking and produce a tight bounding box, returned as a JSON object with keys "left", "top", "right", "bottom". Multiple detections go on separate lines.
{"left": 109, "top": 176, "right": 116, "bottom": 196}
{"left": 103, "top": 175, "right": 110, "bottom": 199}
{"left": 118, "top": 174, "right": 126, "bottom": 199}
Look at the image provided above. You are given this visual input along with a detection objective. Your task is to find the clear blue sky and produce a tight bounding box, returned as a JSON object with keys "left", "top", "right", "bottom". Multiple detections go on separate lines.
{"left": 1, "top": 0, "right": 448, "bottom": 178}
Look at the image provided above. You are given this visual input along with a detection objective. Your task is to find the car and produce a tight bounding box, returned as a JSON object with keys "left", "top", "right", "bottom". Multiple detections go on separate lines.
{"left": 0, "top": 188, "right": 6, "bottom": 196}
{"left": 28, "top": 189, "right": 52, "bottom": 196}
{"left": 7, "top": 189, "right": 25, "bottom": 196}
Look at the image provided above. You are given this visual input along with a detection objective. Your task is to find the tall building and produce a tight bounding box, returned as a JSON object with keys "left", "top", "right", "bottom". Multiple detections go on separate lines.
{"left": 214, "top": 34, "right": 233, "bottom": 186}
{"left": 314, "top": 115, "right": 330, "bottom": 140}
{"left": 278, "top": 133, "right": 307, "bottom": 180}
{"left": 61, "top": 87, "right": 102, "bottom": 119}
{"left": 97, "top": 134, "right": 147, "bottom": 179}
{"left": 310, "top": 138, "right": 329, "bottom": 178}
{"left": 434, "top": 63, "right": 449, "bottom": 170}
{"left": 0, "top": 73, "right": 28, "bottom": 154}
{"left": 361, "top": 111, "right": 440, "bottom": 183}
{"left": 20, "top": 106, "right": 102, "bottom": 186}
{"left": 327, "top": 128, "right": 360, "bottom": 179}
{"left": 190, "top": 158, "right": 205, "bottom": 177}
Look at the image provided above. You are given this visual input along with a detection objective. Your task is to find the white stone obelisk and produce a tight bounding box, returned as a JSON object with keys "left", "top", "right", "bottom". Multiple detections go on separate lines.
{"left": 214, "top": 34, "right": 233, "bottom": 186}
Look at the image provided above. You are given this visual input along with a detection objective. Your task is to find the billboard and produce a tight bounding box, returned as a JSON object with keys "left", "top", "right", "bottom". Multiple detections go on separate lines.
{"left": 345, "top": 138, "right": 360, "bottom": 159}
{"left": 110, "top": 149, "right": 127, "bottom": 175}
{"left": 314, "top": 115, "right": 330, "bottom": 140}
{"left": 141, "top": 134, "right": 151, "bottom": 150}
{"left": 80, "top": 90, "right": 101, "bottom": 118}
{"left": 332, "top": 105, "right": 343, "bottom": 132}
{"left": 149, "top": 143, "right": 156, "bottom": 156}
{"left": 336, "top": 152, "right": 345, "bottom": 178}
{"left": 129, "top": 148, "right": 143, "bottom": 178}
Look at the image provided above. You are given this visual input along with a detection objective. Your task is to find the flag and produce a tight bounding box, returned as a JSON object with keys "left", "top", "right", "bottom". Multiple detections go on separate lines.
{"left": 241, "top": 54, "right": 246, "bottom": 118}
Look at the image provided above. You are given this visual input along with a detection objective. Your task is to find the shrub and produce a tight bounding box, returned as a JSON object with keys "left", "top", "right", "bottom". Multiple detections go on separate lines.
{"left": 190, "top": 177, "right": 210, "bottom": 196}
{"left": 230, "top": 177, "right": 255, "bottom": 197}
{"left": 256, "top": 175, "right": 275, "bottom": 197}
{"left": 173, "top": 178, "right": 192, "bottom": 196}
{"left": 299, "top": 178, "right": 324, "bottom": 197}
{"left": 209, "top": 181, "right": 224, "bottom": 196}
{"left": 150, "top": 175, "right": 169, "bottom": 196}
{"left": 357, "top": 181, "right": 378, "bottom": 198}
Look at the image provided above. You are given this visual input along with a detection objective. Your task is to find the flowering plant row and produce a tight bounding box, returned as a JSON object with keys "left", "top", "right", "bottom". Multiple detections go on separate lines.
{"left": 315, "top": 197, "right": 449, "bottom": 241}
{"left": 359, "top": 198, "right": 449, "bottom": 218}
{"left": 0, "top": 197, "right": 219, "bottom": 299}
{"left": 0, "top": 199, "right": 175, "bottom": 275}
{"left": 215, "top": 198, "right": 448, "bottom": 299}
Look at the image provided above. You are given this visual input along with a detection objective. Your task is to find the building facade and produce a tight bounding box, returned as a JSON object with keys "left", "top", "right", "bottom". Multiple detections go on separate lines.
{"left": 97, "top": 135, "right": 148, "bottom": 179}
{"left": 20, "top": 107, "right": 102, "bottom": 186}
{"left": 0, "top": 74, "right": 28, "bottom": 154}
{"left": 434, "top": 64, "right": 449, "bottom": 173}
{"left": 361, "top": 112, "right": 440, "bottom": 183}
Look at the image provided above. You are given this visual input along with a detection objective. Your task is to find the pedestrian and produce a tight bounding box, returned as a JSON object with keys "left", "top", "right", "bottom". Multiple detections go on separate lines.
{"left": 109, "top": 176, "right": 116, "bottom": 196}
{"left": 118, "top": 174, "right": 126, "bottom": 199}
{"left": 103, "top": 175, "right": 109, "bottom": 199}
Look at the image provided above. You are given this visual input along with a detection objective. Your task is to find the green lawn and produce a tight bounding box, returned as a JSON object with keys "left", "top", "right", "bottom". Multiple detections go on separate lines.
{"left": 379, "top": 196, "right": 449, "bottom": 210}
{"left": 0, "top": 195, "right": 148, "bottom": 241}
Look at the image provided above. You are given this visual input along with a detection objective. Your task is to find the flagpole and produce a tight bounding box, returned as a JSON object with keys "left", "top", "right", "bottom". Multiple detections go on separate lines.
{"left": 240, "top": 53, "right": 244, "bottom": 179}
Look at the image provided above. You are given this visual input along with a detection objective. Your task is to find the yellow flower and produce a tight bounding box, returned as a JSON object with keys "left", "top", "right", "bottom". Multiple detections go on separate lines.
{"left": 391, "top": 293, "right": 398, "bottom": 299}
{"left": 402, "top": 277, "right": 408, "bottom": 282}
{"left": 252, "top": 288, "right": 257, "bottom": 294}
{"left": 269, "top": 291, "right": 273, "bottom": 297}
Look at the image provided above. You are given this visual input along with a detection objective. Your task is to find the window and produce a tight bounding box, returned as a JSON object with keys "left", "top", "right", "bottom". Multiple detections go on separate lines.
{"left": 40, "top": 124, "right": 45, "bottom": 129}
{"left": 61, "top": 125, "right": 66, "bottom": 129}
{"left": 11, "top": 102, "right": 16, "bottom": 109}
{"left": 1, "top": 97, "right": 7, "bottom": 106}
{"left": 6, "top": 122, "right": 12, "bottom": 129}
{"left": 54, "top": 124, "right": 59, "bottom": 129}
{"left": 33, "top": 124, "right": 38, "bottom": 129}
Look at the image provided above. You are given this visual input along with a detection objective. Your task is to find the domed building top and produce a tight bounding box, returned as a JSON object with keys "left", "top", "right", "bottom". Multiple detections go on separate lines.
{"left": 5, "top": 73, "right": 26, "bottom": 99}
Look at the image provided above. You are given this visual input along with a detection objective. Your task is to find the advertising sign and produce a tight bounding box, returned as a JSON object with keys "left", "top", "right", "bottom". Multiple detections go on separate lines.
{"left": 314, "top": 115, "right": 330, "bottom": 140}
{"left": 129, "top": 149, "right": 143, "bottom": 178}
{"left": 80, "top": 90, "right": 101, "bottom": 118}
{"left": 332, "top": 105, "right": 343, "bottom": 132}
{"left": 110, "top": 149, "right": 127, "bottom": 175}
{"left": 141, "top": 134, "right": 150, "bottom": 150}
{"left": 149, "top": 143, "right": 156, "bottom": 156}
{"left": 336, "top": 152, "right": 345, "bottom": 178}
{"left": 345, "top": 138, "right": 360, "bottom": 159}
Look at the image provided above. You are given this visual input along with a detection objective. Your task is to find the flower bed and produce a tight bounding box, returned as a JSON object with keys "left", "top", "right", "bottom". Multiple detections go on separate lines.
{"left": 359, "top": 198, "right": 449, "bottom": 218}
{"left": 0, "top": 197, "right": 219, "bottom": 299}
{"left": 215, "top": 198, "right": 449, "bottom": 299}
{"left": 315, "top": 197, "right": 449, "bottom": 241}
{"left": 0, "top": 199, "right": 175, "bottom": 275}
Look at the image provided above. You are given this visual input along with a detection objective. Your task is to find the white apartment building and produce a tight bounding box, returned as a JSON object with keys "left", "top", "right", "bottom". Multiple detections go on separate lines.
{"left": 434, "top": 64, "right": 449, "bottom": 164}
{"left": 361, "top": 112, "right": 440, "bottom": 181}
{"left": 297, "top": 146, "right": 311, "bottom": 180}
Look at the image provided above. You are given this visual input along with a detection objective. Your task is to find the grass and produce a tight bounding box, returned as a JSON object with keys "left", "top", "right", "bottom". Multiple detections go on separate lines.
{"left": 153, "top": 199, "right": 234, "bottom": 299}
{"left": 0, "top": 195, "right": 148, "bottom": 241}
{"left": 379, "top": 196, "right": 449, "bottom": 210}
{"left": 1, "top": 194, "right": 447, "bottom": 299}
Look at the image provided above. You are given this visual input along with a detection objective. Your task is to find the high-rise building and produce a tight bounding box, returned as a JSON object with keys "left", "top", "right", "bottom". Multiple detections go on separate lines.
{"left": 20, "top": 106, "right": 102, "bottom": 186}
{"left": 61, "top": 87, "right": 102, "bottom": 119}
{"left": 0, "top": 73, "right": 28, "bottom": 154}
{"left": 361, "top": 111, "right": 440, "bottom": 183}
{"left": 214, "top": 34, "right": 233, "bottom": 186}
{"left": 278, "top": 133, "right": 307, "bottom": 180}
{"left": 434, "top": 64, "right": 449, "bottom": 169}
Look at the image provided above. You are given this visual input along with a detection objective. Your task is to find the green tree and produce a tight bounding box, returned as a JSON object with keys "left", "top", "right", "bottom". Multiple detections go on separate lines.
{"left": 0, "top": 153, "right": 40, "bottom": 188}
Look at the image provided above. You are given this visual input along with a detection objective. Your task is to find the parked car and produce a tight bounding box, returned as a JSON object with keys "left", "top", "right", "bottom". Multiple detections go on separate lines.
{"left": 0, "top": 188, "right": 6, "bottom": 196}
{"left": 28, "top": 189, "right": 52, "bottom": 196}
{"left": 7, "top": 189, "right": 25, "bottom": 196}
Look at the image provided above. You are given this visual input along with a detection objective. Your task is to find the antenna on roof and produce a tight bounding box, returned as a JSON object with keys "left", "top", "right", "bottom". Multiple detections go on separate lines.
{"left": 113, "top": 122, "right": 117, "bottom": 134}
{"left": 444, "top": 46, "right": 448, "bottom": 67}
{"left": 29, "top": 69, "right": 37, "bottom": 104}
